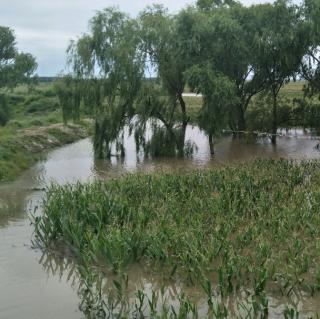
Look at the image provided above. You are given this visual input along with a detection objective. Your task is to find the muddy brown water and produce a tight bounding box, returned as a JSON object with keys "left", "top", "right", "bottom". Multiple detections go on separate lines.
{"left": 1, "top": 126, "right": 320, "bottom": 318}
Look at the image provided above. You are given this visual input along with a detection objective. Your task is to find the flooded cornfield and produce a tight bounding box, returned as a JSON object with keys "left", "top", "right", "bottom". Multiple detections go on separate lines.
{"left": 1, "top": 125, "right": 320, "bottom": 318}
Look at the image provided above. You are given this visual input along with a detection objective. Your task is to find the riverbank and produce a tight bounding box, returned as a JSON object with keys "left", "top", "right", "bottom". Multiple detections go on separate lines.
{"left": 0, "top": 121, "right": 90, "bottom": 182}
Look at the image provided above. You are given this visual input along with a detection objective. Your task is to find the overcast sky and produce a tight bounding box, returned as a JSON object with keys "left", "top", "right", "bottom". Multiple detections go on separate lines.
{"left": 0, "top": 0, "right": 274, "bottom": 76}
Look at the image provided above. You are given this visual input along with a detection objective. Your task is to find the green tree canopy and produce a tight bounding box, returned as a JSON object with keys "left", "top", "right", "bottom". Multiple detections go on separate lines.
{"left": 60, "top": 1, "right": 318, "bottom": 157}
{"left": 197, "top": 0, "right": 239, "bottom": 11}
{"left": 0, "top": 26, "right": 37, "bottom": 88}
{"left": 66, "top": 8, "right": 144, "bottom": 158}
{"left": 252, "top": 0, "right": 309, "bottom": 143}
{"left": 186, "top": 64, "right": 237, "bottom": 154}
{"left": 301, "top": 0, "right": 320, "bottom": 97}
{"left": 139, "top": 5, "right": 187, "bottom": 104}
{"left": 0, "top": 26, "right": 37, "bottom": 125}
{"left": 136, "top": 5, "right": 193, "bottom": 156}
{"left": 177, "top": 4, "right": 268, "bottom": 131}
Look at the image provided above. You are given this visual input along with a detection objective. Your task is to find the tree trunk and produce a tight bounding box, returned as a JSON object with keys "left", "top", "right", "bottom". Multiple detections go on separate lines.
{"left": 94, "top": 120, "right": 104, "bottom": 159}
{"left": 209, "top": 133, "right": 214, "bottom": 155}
{"left": 271, "top": 91, "right": 278, "bottom": 145}
{"left": 178, "top": 94, "right": 188, "bottom": 126}
{"left": 176, "top": 94, "right": 188, "bottom": 157}
{"left": 234, "top": 105, "right": 246, "bottom": 138}
{"left": 177, "top": 122, "right": 187, "bottom": 157}
{"left": 238, "top": 106, "right": 246, "bottom": 132}
{"left": 94, "top": 117, "right": 108, "bottom": 159}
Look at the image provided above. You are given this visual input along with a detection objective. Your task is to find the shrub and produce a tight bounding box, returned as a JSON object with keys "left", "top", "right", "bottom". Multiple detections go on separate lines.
{"left": 26, "top": 97, "right": 59, "bottom": 114}
{"left": 0, "top": 94, "right": 10, "bottom": 126}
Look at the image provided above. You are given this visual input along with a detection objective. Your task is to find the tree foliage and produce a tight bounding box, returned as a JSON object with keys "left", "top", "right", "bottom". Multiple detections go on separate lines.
{"left": 137, "top": 5, "right": 191, "bottom": 156}
{"left": 177, "top": 4, "right": 267, "bottom": 131}
{"left": 65, "top": 8, "right": 144, "bottom": 158}
{"left": 0, "top": 26, "right": 37, "bottom": 125}
{"left": 59, "top": 0, "right": 320, "bottom": 157}
{"left": 0, "top": 26, "right": 37, "bottom": 89}
{"left": 187, "top": 65, "right": 237, "bottom": 153}
{"left": 197, "top": 0, "right": 239, "bottom": 11}
{"left": 251, "top": 0, "right": 309, "bottom": 143}
{"left": 54, "top": 76, "right": 81, "bottom": 124}
{"left": 139, "top": 5, "right": 187, "bottom": 114}
{"left": 0, "top": 94, "right": 9, "bottom": 126}
{"left": 301, "top": 0, "right": 320, "bottom": 97}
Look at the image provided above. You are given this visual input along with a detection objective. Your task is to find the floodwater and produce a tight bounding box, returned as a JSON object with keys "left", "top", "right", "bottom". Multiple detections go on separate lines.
{"left": 1, "top": 125, "right": 320, "bottom": 318}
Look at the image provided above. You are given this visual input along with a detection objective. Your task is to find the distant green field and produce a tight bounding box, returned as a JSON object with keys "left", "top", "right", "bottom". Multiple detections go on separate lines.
{"left": 184, "top": 81, "right": 308, "bottom": 126}
{"left": 185, "top": 81, "right": 305, "bottom": 96}
{"left": 280, "top": 81, "right": 305, "bottom": 98}
{"left": 1, "top": 83, "right": 61, "bottom": 127}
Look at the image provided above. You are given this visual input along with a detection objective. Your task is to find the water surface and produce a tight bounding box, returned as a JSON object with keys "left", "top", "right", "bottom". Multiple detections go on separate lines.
{"left": 1, "top": 126, "right": 320, "bottom": 318}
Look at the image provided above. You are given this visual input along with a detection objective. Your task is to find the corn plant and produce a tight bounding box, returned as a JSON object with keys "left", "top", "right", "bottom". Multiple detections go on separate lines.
{"left": 31, "top": 159, "right": 320, "bottom": 317}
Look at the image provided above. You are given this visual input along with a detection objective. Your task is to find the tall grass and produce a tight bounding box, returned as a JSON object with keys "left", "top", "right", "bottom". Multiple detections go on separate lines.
{"left": 32, "top": 159, "right": 320, "bottom": 317}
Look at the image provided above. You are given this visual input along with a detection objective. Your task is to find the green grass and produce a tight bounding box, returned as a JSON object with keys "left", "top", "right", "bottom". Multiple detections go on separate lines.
{"left": 33, "top": 159, "right": 320, "bottom": 317}
{"left": 184, "top": 96, "right": 203, "bottom": 122}
{"left": 280, "top": 81, "right": 305, "bottom": 99}
{"left": 0, "top": 83, "right": 90, "bottom": 182}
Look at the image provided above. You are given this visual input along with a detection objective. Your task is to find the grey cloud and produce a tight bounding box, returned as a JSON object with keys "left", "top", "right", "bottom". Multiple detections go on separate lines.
{"left": 0, "top": 0, "right": 273, "bottom": 76}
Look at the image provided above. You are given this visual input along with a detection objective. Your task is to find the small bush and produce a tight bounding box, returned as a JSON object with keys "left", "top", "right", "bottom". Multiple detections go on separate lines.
{"left": 7, "top": 120, "right": 23, "bottom": 129}
{"left": 7, "top": 94, "right": 25, "bottom": 105}
{"left": 29, "top": 119, "right": 44, "bottom": 126}
{"left": 41, "top": 88, "right": 56, "bottom": 98}
{"left": 23, "top": 94, "right": 40, "bottom": 106}
{"left": 26, "top": 97, "right": 59, "bottom": 114}
{"left": 0, "top": 95, "right": 10, "bottom": 126}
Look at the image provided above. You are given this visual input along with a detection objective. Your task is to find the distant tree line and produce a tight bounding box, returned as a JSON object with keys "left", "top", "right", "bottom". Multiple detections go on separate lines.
{"left": 38, "top": 77, "right": 58, "bottom": 83}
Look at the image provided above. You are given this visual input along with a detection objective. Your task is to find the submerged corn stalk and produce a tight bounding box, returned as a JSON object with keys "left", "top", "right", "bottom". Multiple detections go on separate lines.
{"left": 32, "top": 159, "right": 320, "bottom": 317}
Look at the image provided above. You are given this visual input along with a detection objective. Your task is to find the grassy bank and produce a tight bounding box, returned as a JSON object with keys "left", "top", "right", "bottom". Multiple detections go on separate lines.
{"left": 0, "top": 84, "right": 90, "bottom": 182}
{"left": 33, "top": 159, "right": 320, "bottom": 317}
{"left": 0, "top": 122, "right": 90, "bottom": 181}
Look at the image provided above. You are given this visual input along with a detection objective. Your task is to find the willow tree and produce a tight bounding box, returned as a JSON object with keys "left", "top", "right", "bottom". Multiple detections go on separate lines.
{"left": 187, "top": 65, "right": 237, "bottom": 154}
{"left": 67, "top": 8, "right": 144, "bottom": 158}
{"left": 54, "top": 76, "right": 81, "bottom": 124}
{"left": 138, "top": 5, "right": 190, "bottom": 156}
{"left": 0, "top": 26, "right": 37, "bottom": 125}
{"left": 177, "top": 3, "right": 267, "bottom": 132}
{"left": 197, "top": 0, "right": 238, "bottom": 10}
{"left": 301, "top": 0, "right": 320, "bottom": 96}
{"left": 252, "top": 0, "right": 309, "bottom": 144}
